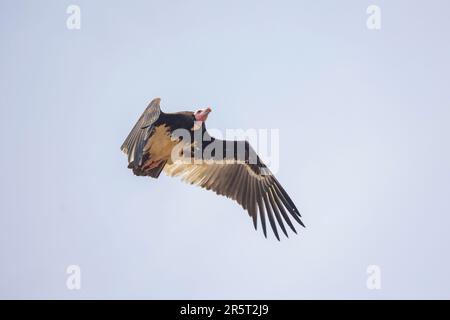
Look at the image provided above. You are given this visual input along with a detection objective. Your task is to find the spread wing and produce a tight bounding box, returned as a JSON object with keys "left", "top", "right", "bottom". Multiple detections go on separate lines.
{"left": 121, "top": 98, "right": 161, "bottom": 167}
{"left": 163, "top": 137, "right": 304, "bottom": 240}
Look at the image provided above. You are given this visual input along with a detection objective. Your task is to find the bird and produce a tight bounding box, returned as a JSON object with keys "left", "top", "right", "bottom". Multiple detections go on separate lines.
{"left": 120, "top": 97, "right": 304, "bottom": 240}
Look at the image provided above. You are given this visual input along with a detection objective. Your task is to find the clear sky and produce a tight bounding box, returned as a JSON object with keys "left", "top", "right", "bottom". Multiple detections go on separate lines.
{"left": 1, "top": 0, "right": 450, "bottom": 299}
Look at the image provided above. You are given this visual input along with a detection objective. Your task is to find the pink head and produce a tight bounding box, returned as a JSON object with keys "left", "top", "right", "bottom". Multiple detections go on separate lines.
{"left": 194, "top": 107, "right": 212, "bottom": 122}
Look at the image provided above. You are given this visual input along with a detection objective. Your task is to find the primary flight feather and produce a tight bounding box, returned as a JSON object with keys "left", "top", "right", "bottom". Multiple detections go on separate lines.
{"left": 121, "top": 98, "right": 304, "bottom": 240}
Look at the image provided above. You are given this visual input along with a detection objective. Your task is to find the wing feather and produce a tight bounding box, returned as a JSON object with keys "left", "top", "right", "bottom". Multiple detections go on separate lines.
{"left": 262, "top": 190, "right": 279, "bottom": 241}
{"left": 162, "top": 135, "right": 304, "bottom": 239}
{"left": 268, "top": 188, "right": 288, "bottom": 238}
{"left": 121, "top": 98, "right": 161, "bottom": 167}
{"left": 271, "top": 186, "right": 297, "bottom": 234}
{"left": 255, "top": 181, "right": 268, "bottom": 238}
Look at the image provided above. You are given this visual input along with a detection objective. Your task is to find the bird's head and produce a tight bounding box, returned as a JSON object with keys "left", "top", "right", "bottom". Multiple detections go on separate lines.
{"left": 194, "top": 107, "right": 212, "bottom": 122}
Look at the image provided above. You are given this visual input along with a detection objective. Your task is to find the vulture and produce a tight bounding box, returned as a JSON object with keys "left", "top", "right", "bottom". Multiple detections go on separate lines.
{"left": 121, "top": 98, "right": 304, "bottom": 240}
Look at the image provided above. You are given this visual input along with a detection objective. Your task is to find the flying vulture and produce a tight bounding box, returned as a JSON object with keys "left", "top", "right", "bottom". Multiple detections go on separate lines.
{"left": 121, "top": 98, "right": 304, "bottom": 240}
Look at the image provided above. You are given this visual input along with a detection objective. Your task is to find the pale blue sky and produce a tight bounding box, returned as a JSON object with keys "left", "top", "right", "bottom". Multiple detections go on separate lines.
{"left": 1, "top": 0, "right": 450, "bottom": 299}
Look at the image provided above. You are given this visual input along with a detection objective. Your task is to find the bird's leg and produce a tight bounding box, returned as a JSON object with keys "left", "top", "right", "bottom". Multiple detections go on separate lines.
{"left": 142, "top": 159, "right": 163, "bottom": 171}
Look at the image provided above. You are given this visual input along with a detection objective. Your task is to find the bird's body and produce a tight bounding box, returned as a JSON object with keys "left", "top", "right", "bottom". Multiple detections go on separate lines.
{"left": 121, "top": 98, "right": 304, "bottom": 240}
